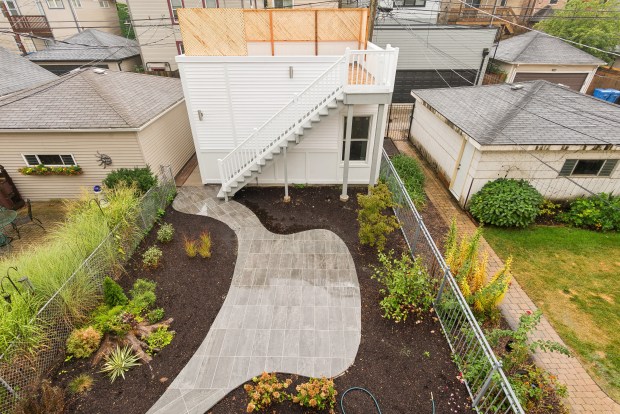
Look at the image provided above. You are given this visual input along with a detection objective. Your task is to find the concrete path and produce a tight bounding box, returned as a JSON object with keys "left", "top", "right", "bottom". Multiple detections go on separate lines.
{"left": 147, "top": 186, "right": 361, "bottom": 414}
{"left": 394, "top": 140, "right": 620, "bottom": 414}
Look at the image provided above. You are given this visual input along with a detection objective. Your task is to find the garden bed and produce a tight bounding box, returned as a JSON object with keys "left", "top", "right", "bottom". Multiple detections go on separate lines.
{"left": 52, "top": 205, "right": 238, "bottom": 414}
{"left": 211, "top": 186, "right": 471, "bottom": 413}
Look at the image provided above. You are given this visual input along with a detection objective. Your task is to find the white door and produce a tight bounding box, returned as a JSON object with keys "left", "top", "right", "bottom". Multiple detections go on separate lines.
{"left": 450, "top": 143, "right": 475, "bottom": 202}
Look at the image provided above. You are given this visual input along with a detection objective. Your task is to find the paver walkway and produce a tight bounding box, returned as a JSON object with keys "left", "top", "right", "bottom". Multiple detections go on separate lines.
{"left": 147, "top": 186, "right": 361, "bottom": 414}
{"left": 394, "top": 140, "right": 620, "bottom": 414}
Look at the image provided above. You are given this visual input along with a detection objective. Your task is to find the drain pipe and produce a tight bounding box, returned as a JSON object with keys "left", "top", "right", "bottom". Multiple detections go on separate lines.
{"left": 475, "top": 48, "right": 490, "bottom": 85}
{"left": 283, "top": 146, "right": 290, "bottom": 203}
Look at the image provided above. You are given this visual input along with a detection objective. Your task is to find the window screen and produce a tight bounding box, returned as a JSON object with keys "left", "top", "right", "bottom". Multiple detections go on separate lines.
{"left": 23, "top": 154, "right": 76, "bottom": 166}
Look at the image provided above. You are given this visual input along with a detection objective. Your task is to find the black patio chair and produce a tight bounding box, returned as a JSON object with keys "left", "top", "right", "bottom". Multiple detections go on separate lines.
{"left": 13, "top": 199, "right": 45, "bottom": 238}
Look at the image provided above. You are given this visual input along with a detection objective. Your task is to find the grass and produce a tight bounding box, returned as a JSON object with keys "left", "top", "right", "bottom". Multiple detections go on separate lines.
{"left": 484, "top": 225, "right": 620, "bottom": 402}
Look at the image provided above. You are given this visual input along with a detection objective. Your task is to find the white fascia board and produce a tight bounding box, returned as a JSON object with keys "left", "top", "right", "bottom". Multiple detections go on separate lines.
{"left": 176, "top": 55, "right": 341, "bottom": 64}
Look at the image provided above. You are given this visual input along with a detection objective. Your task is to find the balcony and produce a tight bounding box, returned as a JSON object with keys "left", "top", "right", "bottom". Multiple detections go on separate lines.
{"left": 7, "top": 15, "right": 53, "bottom": 39}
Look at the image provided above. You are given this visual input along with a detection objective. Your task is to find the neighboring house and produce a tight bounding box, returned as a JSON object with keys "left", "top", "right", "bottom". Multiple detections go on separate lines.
{"left": 125, "top": 0, "right": 338, "bottom": 73}
{"left": 26, "top": 29, "right": 141, "bottom": 75}
{"left": 341, "top": 0, "right": 440, "bottom": 24}
{"left": 491, "top": 31, "right": 605, "bottom": 93}
{"left": 373, "top": 22, "right": 498, "bottom": 101}
{"left": 0, "top": 0, "right": 122, "bottom": 54}
{"left": 0, "top": 45, "right": 57, "bottom": 96}
{"left": 409, "top": 80, "right": 620, "bottom": 207}
{"left": 175, "top": 8, "right": 398, "bottom": 200}
{"left": 0, "top": 68, "right": 194, "bottom": 200}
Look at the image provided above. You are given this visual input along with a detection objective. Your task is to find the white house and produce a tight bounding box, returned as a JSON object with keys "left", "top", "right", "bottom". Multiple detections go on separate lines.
{"left": 176, "top": 8, "right": 399, "bottom": 201}
{"left": 409, "top": 80, "right": 620, "bottom": 207}
{"left": 492, "top": 31, "right": 605, "bottom": 94}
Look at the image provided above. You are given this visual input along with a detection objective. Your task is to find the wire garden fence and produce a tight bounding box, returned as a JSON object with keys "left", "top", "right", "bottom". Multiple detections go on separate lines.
{"left": 0, "top": 166, "right": 175, "bottom": 413}
{"left": 379, "top": 150, "right": 525, "bottom": 414}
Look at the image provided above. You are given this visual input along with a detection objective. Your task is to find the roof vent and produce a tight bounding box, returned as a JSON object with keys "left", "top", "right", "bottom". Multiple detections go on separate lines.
{"left": 510, "top": 84, "right": 524, "bottom": 90}
{"left": 92, "top": 68, "right": 107, "bottom": 75}
{"left": 557, "top": 83, "right": 570, "bottom": 89}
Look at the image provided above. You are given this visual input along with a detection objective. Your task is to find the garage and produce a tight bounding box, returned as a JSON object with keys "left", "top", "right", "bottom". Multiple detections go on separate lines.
{"left": 393, "top": 70, "right": 478, "bottom": 102}
{"left": 513, "top": 72, "right": 589, "bottom": 91}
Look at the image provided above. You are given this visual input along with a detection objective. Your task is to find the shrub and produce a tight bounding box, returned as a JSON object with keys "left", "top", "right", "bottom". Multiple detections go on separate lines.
{"left": 538, "top": 199, "right": 562, "bottom": 221}
{"left": 292, "top": 377, "right": 337, "bottom": 411}
{"left": 184, "top": 237, "right": 198, "bottom": 258}
{"left": 128, "top": 279, "right": 156, "bottom": 314}
{"left": 372, "top": 251, "right": 434, "bottom": 322}
{"left": 145, "top": 326, "right": 175, "bottom": 355}
{"left": 142, "top": 246, "right": 163, "bottom": 269}
{"left": 357, "top": 183, "right": 400, "bottom": 251}
{"left": 68, "top": 374, "right": 94, "bottom": 394}
{"left": 91, "top": 305, "right": 130, "bottom": 335}
{"left": 130, "top": 278, "right": 157, "bottom": 298}
{"left": 244, "top": 372, "right": 292, "bottom": 412}
{"left": 157, "top": 223, "right": 174, "bottom": 243}
{"left": 100, "top": 345, "right": 140, "bottom": 382}
{"left": 559, "top": 193, "right": 620, "bottom": 231}
{"left": 510, "top": 365, "right": 568, "bottom": 413}
{"left": 147, "top": 308, "right": 165, "bottom": 324}
{"left": 391, "top": 154, "right": 426, "bottom": 208}
{"left": 66, "top": 326, "right": 102, "bottom": 358}
{"left": 445, "top": 220, "right": 511, "bottom": 320}
{"left": 103, "top": 276, "right": 128, "bottom": 308}
{"left": 469, "top": 179, "right": 543, "bottom": 227}
{"left": 198, "top": 231, "right": 212, "bottom": 258}
{"left": 14, "top": 380, "right": 66, "bottom": 414}
{"left": 103, "top": 166, "right": 157, "bottom": 194}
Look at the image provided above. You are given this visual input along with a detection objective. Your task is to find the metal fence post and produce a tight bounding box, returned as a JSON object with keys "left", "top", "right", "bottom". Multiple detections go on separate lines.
{"left": 473, "top": 362, "right": 500, "bottom": 407}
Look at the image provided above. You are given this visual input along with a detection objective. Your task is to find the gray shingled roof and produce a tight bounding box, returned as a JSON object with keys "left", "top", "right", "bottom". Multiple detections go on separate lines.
{"left": 493, "top": 31, "right": 605, "bottom": 65}
{"left": 0, "top": 47, "right": 58, "bottom": 97}
{"left": 0, "top": 68, "right": 184, "bottom": 129}
{"left": 411, "top": 80, "right": 620, "bottom": 146}
{"left": 26, "top": 29, "right": 140, "bottom": 62}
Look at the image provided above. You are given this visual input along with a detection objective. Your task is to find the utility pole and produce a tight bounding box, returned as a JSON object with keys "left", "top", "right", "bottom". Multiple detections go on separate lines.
{"left": 368, "top": 0, "right": 377, "bottom": 42}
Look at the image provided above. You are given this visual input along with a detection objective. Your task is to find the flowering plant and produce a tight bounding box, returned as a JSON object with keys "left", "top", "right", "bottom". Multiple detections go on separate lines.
{"left": 244, "top": 372, "right": 292, "bottom": 412}
{"left": 292, "top": 377, "right": 337, "bottom": 412}
{"left": 19, "top": 164, "right": 83, "bottom": 176}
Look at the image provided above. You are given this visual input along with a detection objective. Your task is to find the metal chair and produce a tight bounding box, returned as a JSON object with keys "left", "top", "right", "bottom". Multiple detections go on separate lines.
{"left": 12, "top": 199, "right": 44, "bottom": 238}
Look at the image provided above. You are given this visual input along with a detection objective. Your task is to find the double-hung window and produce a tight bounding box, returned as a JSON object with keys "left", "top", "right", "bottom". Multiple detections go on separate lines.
{"left": 4, "top": 0, "right": 19, "bottom": 15}
{"left": 395, "top": 0, "right": 426, "bottom": 7}
{"left": 70, "top": 0, "right": 82, "bottom": 7}
{"left": 274, "top": 0, "right": 293, "bottom": 8}
{"left": 559, "top": 159, "right": 619, "bottom": 177}
{"left": 168, "top": 0, "right": 184, "bottom": 23}
{"left": 342, "top": 116, "right": 371, "bottom": 162}
{"left": 22, "top": 154, "right": 77, "bottom": 167}
{"left": 98, "top": 0, "right": 110, "bottom": 7}
{"left": 46, "top": 0, "right": 64, "bottom": 9}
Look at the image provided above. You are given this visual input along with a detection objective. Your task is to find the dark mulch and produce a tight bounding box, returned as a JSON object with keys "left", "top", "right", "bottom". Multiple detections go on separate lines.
{"left": 210, "top": 186, "right": 470, "bottom": 413}
{"left": 53, "top": 205, "right": 238, "bottom": 414}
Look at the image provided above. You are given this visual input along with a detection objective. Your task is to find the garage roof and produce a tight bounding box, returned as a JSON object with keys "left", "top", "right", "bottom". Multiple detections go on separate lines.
{"left": 0, "top": 68, "right": 184, "bottom": 130}
{"left": 0, "top": 46, "right": 58, "bottom": 97}
{"left": 493, "top": 31, "right": 605, "bottom": 66}
{"left": 411, "top": 80, "right": 620, "bottom": 146}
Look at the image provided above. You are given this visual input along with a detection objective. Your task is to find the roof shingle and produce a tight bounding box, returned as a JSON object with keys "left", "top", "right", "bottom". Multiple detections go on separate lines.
{"left": 0, "top": 47, "right": 58, "bottom": 97}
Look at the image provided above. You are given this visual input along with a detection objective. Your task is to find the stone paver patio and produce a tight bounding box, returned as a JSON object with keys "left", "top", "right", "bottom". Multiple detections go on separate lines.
{"left": 147, "top": 186, "right": 361, "bottom": 414}
{"left": 394, "top": 140, "right": 620, "bottom": 414}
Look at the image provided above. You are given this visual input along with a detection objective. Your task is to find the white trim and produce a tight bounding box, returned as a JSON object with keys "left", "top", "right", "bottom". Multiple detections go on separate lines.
{"left": 339, "top": 112, "right": 374, "bottom": 166}
{"left": 176, "top": 55, "right": 341, "bottom": 64}
{"left": 21, "top": 153, "right": 77, "bottom": 167}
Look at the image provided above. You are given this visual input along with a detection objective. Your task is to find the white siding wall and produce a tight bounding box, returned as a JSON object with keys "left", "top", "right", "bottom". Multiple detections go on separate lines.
{"left": 137, "top": 101, "right": 194, "bottom": 176}
{"left": 0, "top": 131, "right": 145, "bottom": 200}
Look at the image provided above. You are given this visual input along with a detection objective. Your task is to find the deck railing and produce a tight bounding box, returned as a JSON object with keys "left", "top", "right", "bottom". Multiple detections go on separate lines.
{"left": 380, "top": 149, "right": 525, "bottom": 414}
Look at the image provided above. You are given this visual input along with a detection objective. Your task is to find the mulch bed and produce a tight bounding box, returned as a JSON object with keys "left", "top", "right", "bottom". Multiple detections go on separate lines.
{"left": 209, "top": 186, "right": 470, "bottom": 414}
{"left": 52, "top": 205, "right": 238, "bottom": 414}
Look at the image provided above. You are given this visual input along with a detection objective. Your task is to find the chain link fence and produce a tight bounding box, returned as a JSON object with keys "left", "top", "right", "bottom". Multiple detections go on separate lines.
{"left": 0, "top": 166, "right": 175, "bottom": 413}
{"left": 380, "top": 150, "right": 525, "bottom": 414}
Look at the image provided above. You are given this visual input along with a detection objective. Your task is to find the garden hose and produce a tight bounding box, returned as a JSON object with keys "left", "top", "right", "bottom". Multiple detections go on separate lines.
{"left": 339, "top": 388, "right": 436, "bottom": 414}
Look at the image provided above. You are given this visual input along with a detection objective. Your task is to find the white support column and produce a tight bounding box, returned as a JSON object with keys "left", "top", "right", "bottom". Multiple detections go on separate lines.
{"left": 341, "top": 105, "right": 354, "bottom": 202}
{"left": 368, "top": 103, "right": 386, "bottom": 190}
{"left": 283, "top": 145, "right": 291, "bottom": 203}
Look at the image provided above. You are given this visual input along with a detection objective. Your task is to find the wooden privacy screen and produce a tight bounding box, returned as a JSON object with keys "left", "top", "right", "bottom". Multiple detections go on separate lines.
{"left": 178, "top": 8, "right": 369, "bottom": 56}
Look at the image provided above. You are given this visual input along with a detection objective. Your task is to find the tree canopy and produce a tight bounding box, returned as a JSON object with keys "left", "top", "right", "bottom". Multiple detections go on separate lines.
{"left": 534, "top": 0, "right": 620, "bottom": 65}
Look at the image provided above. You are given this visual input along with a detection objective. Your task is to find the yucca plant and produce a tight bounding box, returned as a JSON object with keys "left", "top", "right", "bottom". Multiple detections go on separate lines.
{"left": 99, "top": 345, "right": 140, "bottom": 382}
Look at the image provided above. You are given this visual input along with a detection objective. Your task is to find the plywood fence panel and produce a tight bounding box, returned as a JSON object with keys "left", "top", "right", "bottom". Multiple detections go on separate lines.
{"left": 317, "top": 9, "right": 367, "bottom": 42}
{"left": 178, "top": 8, "right": 247, "bottom": 56}
{"left": 273, "top": 10, "right": 316, "bottom": 41}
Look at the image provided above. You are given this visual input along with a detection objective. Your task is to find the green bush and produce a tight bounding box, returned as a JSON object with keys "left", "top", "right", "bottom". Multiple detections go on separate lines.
{"left": 145, "top": 326, "right": 175, "bottom": 355}
{"left": 91, "top": 305, "right": 130, "bottom": 335}
{"left": 372, "top": 251, "right": 434, "bottom": 322}
{"left": 147, "top": 308, "right": 165, "bottom": 324}
{"left": 66, "top": 326, "right": 102, "bottom": 358}
{"left": 292, "top": 377, "right": 337, "bottom": 411}
{"left": 103, "top": 166, "right": 157, "bottom": 194}
{"left": 157, "top": 223, "right": 174, "bottom": 243}
{"left": 559, "top": 193, "right": 620, "bottom": 231}
{"left": 103, "top": 277, "right": 128, "bottom": 307}
{"left": 391, "top": 154, "right": 426, "bottom": 208}
{"left": 142, "top": 246, "right": 163, "bottom": 269}
{"left": 469, "top": 179, "right": 543, "bottom": 227}
{"left": 357, "top": 183, "right": 400, "bottom": 251}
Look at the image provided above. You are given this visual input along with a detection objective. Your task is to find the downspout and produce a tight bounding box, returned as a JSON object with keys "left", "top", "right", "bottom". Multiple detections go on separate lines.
{"left": 475, "top": 47, "right": 490, "bottom": 85}
{"left": 66, "top": 0, "right": 81, "bottom": 32}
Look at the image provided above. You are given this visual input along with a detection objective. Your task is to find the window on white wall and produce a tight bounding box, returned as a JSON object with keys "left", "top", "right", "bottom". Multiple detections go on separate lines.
{"left": 559, "top": 159, "right": 618, "bottom": 177}
{"left": 342, "top": 116, "right": 371, "bottom": 162}
{"left": 4, "top": 0, "right": 19, "bottom": 15}
{"left": 274, "top": 0, "right": 292, "bottom": 8}
{"left": 70, "top": 0, "right": 82, "bottom": 7}
{"left": 98, "top": 0, "right": 110, "bottom": 7}
{"left": 396, "top": 0, "right": 426, "bottom": 6}
{"left": 46, "top": 0, "right": 64, "bottom": 9}
{"left": 22, "top": 154, "right": 77, "bottom": 166}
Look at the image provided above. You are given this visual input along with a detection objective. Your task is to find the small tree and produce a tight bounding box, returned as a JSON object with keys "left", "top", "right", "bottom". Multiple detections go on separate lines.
{"left": 103, "top": 276, "right": 128, "bottom": 307}
{"left": 357, "top": 183, "right": 400, "bottom": 251}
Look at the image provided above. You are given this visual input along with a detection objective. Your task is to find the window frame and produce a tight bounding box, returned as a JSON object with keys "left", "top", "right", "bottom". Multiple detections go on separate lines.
{"left": 569, "top": 159, "right": 606, "bottom": 176}
{"left": 341, "top": 115, "right": 373, "bottom": 163}
{"left": 396, "top": 0, "right": 426, "bottom": 7}
{"left": 202, "top": 0, "right": 219, "bottom": 7}
{"left": 3, "top": 0, "right": 20, "bottom": 16}
{"left": 22, "top": 154, "right": 77, "bottom": 167}
{"left": 98, "top": 0, "right": 110, "bottom": 7}
{"left": 167, "top": 0, "right": 185, "bottom": 24}
{"left": 70, "top": 0, "right": 82, "bottom": 8}
{"left": 274, "top": 0, "right": 293, "bottom": 8}
{"left": 45, "top": 0, "right": 65, "bottom": 9}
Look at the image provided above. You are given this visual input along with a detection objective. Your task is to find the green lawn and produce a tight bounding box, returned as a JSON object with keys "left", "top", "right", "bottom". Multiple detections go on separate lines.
{"left": 484, "top": 225, "right": 620, "bottom": 402}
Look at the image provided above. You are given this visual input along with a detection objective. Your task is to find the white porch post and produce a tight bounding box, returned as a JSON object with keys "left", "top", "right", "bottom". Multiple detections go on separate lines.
{"left": 368, "top": 103, "right": 386, "bottom": 190}
{"left": 341, "top": 104, "right": 354, "bottom": 202}
{"left": 283, "top": 145, "right": 291, "bottom": 203}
